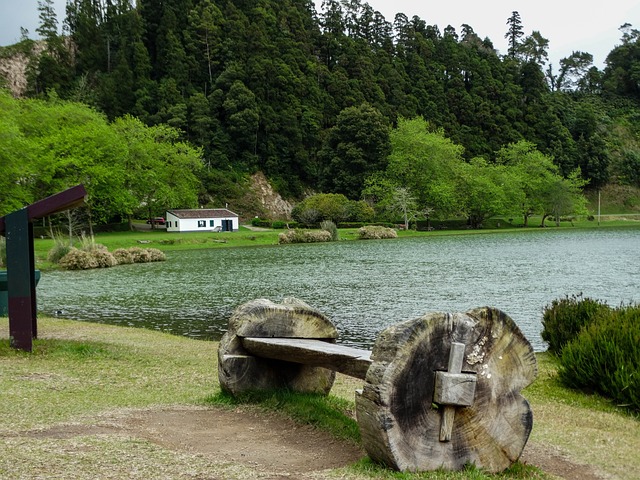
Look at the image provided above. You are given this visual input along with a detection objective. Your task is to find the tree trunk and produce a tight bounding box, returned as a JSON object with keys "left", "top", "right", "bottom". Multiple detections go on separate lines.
{"left": 218, "top": 298, "right": 338, "bottom": 397}
{"left": 355, "top": 307, "right": 537, "bottom": 473}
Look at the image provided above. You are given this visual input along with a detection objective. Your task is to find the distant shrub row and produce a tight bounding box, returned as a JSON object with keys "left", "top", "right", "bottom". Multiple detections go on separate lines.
{"left": 251, "top": 218, "right": 299, "bottom": 229}
{"left": 542, "top": 295, "right": 639, "bottom": 412}
{"left": 50, "top": 242, "right": 166, "bottom": 270}
{"left": 251, "top": 218, "right": 397, "bottom": 230}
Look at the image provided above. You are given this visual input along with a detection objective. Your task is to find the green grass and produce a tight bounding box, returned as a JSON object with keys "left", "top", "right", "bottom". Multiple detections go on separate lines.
{"left": 1, "top": 317, "right": 638, "bottom": 479}
{"left": 0, "top": 318, "right": 216, "bottom": 431}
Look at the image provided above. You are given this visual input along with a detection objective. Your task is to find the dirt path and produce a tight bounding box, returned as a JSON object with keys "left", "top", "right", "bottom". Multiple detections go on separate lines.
{"left": 15, "top": 406, "right": 607, "bottom": 480}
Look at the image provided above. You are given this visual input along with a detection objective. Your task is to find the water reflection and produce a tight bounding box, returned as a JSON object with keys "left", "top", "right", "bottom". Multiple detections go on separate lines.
{"left": 37, "top": 228, "right": 640, "bottom": 351}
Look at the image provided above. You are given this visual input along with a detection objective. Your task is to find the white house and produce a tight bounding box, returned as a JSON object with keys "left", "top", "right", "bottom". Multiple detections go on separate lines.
{"left": 166, "top": 209, "right": 239, "bottom": 233}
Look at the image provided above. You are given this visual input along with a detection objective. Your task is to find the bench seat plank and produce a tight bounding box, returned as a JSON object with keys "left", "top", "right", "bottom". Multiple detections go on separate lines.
{"left": 241, "top": 337, "right": 372, "bottom": 380}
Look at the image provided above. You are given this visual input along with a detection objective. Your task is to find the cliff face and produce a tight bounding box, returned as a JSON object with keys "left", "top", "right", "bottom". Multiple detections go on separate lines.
{"left": 250, "top": 172, "right": 293, "bottom": 219}
{"left": 0, "top": 42, "right": 44, "bottom": 97}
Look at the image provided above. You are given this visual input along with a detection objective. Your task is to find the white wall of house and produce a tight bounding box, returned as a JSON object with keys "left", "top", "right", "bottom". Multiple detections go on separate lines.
{"left": 166, "top": 212, "right": 239, "bottom": 232}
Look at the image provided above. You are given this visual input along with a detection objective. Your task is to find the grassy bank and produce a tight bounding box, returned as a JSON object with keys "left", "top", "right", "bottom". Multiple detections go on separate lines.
{"left": 1, "top": 317, "right": 638, "bottom": 479}
{"left": 30, "top": 215, "right": 640, "bottom": 270}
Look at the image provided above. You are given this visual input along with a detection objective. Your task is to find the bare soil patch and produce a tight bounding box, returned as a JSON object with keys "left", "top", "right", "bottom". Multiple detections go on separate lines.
{"left": 12, "top": 406, "right": 610, "bottom": 479}
{"left": 520, "top": 443, "right": 608, "bottom": 480}
{"left": 22, "top": 406, "right": 365, "bottom": 478}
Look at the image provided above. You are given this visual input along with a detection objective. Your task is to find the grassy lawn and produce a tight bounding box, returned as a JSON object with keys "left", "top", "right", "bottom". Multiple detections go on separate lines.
{"left": 1, "top": 317, "right": 638, "bottom": 479}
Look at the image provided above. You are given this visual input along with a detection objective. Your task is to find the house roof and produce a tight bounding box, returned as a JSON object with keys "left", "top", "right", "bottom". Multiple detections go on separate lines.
{"left": 168, "top": 209, "right": 238, "bottom": 219}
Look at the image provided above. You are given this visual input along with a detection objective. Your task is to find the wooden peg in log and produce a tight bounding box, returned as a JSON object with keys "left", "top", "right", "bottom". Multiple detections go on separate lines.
{"left": 434, "top": 342, "right": 477, "bottom": 442}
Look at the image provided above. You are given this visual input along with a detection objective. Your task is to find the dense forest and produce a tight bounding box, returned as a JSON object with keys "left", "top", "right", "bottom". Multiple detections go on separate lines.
{"left": 1, "top": 0, "right": 640, "bottom": 225}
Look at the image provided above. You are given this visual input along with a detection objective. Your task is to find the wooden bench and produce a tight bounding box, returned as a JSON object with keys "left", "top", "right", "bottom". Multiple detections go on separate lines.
{"left": 218, "top": 298, "right": 537, "bottom": 473}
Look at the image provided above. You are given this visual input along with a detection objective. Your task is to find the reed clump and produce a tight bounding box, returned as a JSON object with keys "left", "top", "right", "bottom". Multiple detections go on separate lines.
{"left": 357, "top": 225, "right": 397, "bottom": 240}
{"left": 278, "top": 229, "right": 332, "bottom": 244}
{"left": 53, "top": 238, "right": 166, "bottom": 270}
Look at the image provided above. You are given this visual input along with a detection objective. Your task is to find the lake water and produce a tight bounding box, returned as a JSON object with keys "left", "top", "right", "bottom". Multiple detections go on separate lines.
{"left": 36, "top": 228, "right": 639, "bottom": 352}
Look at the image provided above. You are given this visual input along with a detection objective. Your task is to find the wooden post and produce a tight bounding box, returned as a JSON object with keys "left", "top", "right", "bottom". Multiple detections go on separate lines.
{"left": 5, "top": 208, "right": 36, "bottom": 351}
{"left": 0, "top": 184, "right": 87, "bottom": 351}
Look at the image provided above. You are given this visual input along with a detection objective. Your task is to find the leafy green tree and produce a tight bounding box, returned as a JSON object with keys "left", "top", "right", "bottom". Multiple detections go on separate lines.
{"left": 618, "top": 149, "right": 640, "bottom": 187}
{"left": 187, "top": 0, "right": 223, "bottom": 89}
{"left": 223, "top": 80, "right": 259, "bottom": 169}
{"left": 111, "top": 115, "right": 202, "bottom": 227}
{"left": 0, "top": 91, "right": 37, "bottom": 215}
{"left": 455, "top": 157, "right": 520, "bottom": 228}
{"left": 497, "top": 141, "right": 562, "bottom": 226}
{"left": 540, "top": 170, "right": 588, "bottom": 226}
{"left": 291, "top": 193, "right": 351, "bottom": 225}
{"left": 385, "top": 117, "right": 463, "bottom": 219}
{"left": 555, "top": 51, "right": 594, "bottom": 91}
{"left": 30, "top": 0, "right": 74, "bottom": 97}
{"left": 361, "top": 172, "right": 398, "bottom": 220}
{"left": 519, "top": 31, "right": 549, "bottom": 66}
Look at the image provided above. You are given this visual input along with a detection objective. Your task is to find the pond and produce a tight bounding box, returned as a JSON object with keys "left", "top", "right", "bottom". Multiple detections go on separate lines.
{"left": 37, "top": 228, "right": 640, "bottom": 352}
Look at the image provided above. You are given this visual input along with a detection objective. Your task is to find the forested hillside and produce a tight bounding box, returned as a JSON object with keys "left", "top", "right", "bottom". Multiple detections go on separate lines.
{"left": 1, "top": 0, "right": 639, "bottom": 224}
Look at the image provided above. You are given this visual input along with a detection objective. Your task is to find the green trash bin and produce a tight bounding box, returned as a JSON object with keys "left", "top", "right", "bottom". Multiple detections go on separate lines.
{"left": 0, "top": 270, "right": 41, "bottom": 316}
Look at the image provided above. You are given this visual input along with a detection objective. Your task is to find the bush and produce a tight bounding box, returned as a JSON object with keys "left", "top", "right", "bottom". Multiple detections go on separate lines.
{"left": 541, "top": 294, "right": 611, "bottom": 355}
{"left": 320, "top": 220, "right": 339, "bottom": 241}
{"left": 278, "top": 229, "right": 332, "bottom": 244}
{"left": 127, "top": 247, "right": 151, "bottom": 263}
{"left": 59, "top": 246, "right": 167, "bottom": 268}
{"left": 251, "top": 218, "right": 272, "bottom": 228}
{"left": 57, "top": 246, "right": 117, "bottom": 270}
{"left": 58, "top": 248, "right": 99, "bottom": 270}
{"left": 145, "top": 248, "right": 166, "bottom": 262}
{"left": 271, "top": 221, "right": 288, "bottom": 229}
{"left": 357, "top": 225, "right": 397, "bottom": 240}
{"left": 91, "top": 249, "right": 118, "bottom": 268}
{"left": 113, "top": 248, "right": 135, "bottom": 264}
{"left": 559, "top": 304, "right": 640, "bottom": 412}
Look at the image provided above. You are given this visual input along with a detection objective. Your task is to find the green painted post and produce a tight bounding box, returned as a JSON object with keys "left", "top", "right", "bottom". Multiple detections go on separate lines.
{"left": 6, "top": 208, "right": 36, "bottom": 351}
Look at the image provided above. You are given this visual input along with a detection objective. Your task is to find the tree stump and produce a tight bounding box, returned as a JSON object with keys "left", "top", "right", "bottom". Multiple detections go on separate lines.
{"left": 218, "top": 298, "right": 338, "bottom": 396}
{"left": 355, "top": 307, "right": 537, "bottom": 473}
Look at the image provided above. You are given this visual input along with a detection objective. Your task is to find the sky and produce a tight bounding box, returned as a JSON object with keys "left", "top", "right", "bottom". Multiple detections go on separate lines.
{"left": 1, "top": 0, "right": 638, "bottom": 69}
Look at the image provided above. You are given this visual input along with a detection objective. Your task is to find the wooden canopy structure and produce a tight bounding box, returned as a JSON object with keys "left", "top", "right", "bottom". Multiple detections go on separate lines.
{"left": 0, "top": 184, "right": 87, "bottom": 351}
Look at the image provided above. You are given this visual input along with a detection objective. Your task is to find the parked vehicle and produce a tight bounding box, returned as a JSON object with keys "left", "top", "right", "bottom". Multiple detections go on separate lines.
{"left": 146, "top": 217, "right": 166, "bottom": 225}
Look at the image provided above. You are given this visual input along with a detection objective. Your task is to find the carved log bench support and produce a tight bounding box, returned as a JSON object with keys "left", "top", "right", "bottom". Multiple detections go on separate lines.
{"left": 217, "top": 298, "right": 537, "bottom": 473}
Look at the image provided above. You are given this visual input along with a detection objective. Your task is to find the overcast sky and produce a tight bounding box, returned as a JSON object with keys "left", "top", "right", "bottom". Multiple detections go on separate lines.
{"left": 1, "top": 0, "right": 637, "bottom": 69}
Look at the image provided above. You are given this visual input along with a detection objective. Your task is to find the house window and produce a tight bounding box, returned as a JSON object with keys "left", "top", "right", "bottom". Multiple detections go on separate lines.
{"left": 198, "top": 220, "right": 206, "bottom": 228}
{"left": 209, "top": 220, "right": 215, "bottom": 227}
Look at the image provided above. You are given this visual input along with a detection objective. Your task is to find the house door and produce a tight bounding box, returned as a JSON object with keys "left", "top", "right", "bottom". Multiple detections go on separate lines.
{"left": 221, "top": 220, "right": 233, "bottom": 232}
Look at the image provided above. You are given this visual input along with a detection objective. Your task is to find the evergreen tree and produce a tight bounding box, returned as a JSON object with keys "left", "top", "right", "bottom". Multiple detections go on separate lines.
{"left": 505, "top": 11, "right": 524, "bottom": 58}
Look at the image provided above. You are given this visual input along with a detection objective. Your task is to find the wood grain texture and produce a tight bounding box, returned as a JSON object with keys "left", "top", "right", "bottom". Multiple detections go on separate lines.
{"left": 218, "top": 298, "right": 337, "bottom": 396}
{"left": 242, "top": 337, "right": 372, "bottom": 380}
{"left": 355, "top": 307, "right": 537, "bottom": 473}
